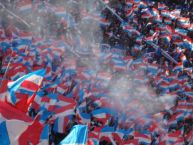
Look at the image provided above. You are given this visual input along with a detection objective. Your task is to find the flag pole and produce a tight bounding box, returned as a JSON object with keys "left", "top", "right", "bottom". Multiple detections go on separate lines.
{"left": 98, "top": 0, "right": 124, "bottom": 22}
{"left": 146, "top": 42, "right": 178, "bottom": 64}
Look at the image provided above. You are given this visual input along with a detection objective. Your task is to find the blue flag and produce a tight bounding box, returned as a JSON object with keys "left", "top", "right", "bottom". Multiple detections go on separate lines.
{"left": 59, "top": 125, "right": 88, "bottom": 145}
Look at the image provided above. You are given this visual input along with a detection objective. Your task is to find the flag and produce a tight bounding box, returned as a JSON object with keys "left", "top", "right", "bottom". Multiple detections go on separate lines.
{"left": 100, "top": 126, "right": 116, "bottom": 144}
{"left": 18, "top": 31, "right": 33, "bottom": 41}
{"left": 92, "top": 108, "right": 114, "bottom": 124}
{"left": 134, "top": 131, "right": 152, "bottom": 144}
{"left": 175, "top": 28, "right": 188, "bottom": 36}
{"left": 96, "top": 72, "right": 112, "bottom": 83}
{"left": 0, "top": 118, "right": 30, "bottom": 145}
{"left": 141, "top": 9, "right": 153, "bottom": 19}
{"left": 55, "top": 7, "right": 66, "bottom": 17}
{"left": 164, "top": 17, "right": 172, "bottom": 25}
{"left": 38, "top": 124, "right": 49, "bottom": 145}
{"left": 99, "top": 14, "right": 111, "bottom": 27}
{"left": 158, "top": 3, "right": 167, "bottom": 10}
{"left": 122, "top": 24, "right": 140, "bottom": 36}
{"left": 7, "top": 69, "right": 46, "bottom": 105}
{"left": 53, "top": 116, "right": 69, "bottom": 133}
{"left": 161, "top": 10, "right": 170, "bottom": 17}
{"left": 139, "top": 1, "right": 147, "bottom": 8}
{"left": 76, "top": 108, "right": 91, "bottom": 124}
{"left": 87, "top": 132, "right": 99, "bottom": 145}
{"left": 151, "top": 8, "right": 159, "bottom": 17}
{"left": 159, "top": 34, "right": 172, "bottom": 43}
{"left": 126, "top": 0, "right": 134, "bottom": 7}
{"left": 173, "top": 63, "right": 183, "bottom": 72}
{"left": 147, "top": 63, "right": 158, "bottom": 76}
{"left": 59, "top": 125, "right": 88, "bottom": 145}
{"left": 17, "top": 0, "right": 32, "bottom": 14}
{"left": 177, "top": 17, "right": 190, "bottom": 28}
{"left": 183, "top": 37, "right": 193, "bottom": 51}
{"left": 53, "top": 103, "right": 76, "bottom": 118}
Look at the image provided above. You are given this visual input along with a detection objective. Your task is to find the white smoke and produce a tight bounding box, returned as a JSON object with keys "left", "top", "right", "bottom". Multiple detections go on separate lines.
{"left": 108, "top": 73, "right": 176, "bottom": 123}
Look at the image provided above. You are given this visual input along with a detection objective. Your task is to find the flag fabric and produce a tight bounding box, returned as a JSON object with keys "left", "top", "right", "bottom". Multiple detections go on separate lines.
{"left": 55, "top": 7, "right": 67, "bottom": 17}
{"left": 0, "top": 119, "right": 30, "bottom": 145}
{"left": 175, "top": 28, "right": 188, "bottom": 36}
{"left": 38, "top": 124, "right": 50, "bottom": 145}
{"left": 53, "top": 103, "right": 76, "bottom": 118}
{"left": 7, "top": 69, "right": 46, "bottom": 105}
{"left": 53, "top": 116, "right": 69, "bottom": 133}
{"left": 17, "top": 0, "right": 32, "bottom": 14}
{"left": 59, "top": 125, "right": 88, "bottom": 145}
{"left": 76, "top": 108, "right": 91, "bottom": 124}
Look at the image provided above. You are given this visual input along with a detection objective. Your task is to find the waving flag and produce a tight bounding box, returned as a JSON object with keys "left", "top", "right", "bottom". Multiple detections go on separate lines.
{"left": 173, "top": 63, "right": 183, "bottom": 72}
{"left": 53, "top": 103, "right": 76, "bottom": 118}
{"left": 151, "top": 8, "right": 159, "bottom": 17}
{"left": 59, "top": 125, "right": 88, "bottom": 145}
{"left": 161, "top": 10, "right": 170, "bottom": 17}
{"left": 17, "top": 0, "right": 32, "bottom": 14}
{"left": 147, "top": 63, "right": 158, "bottom": 76}
{"left": 100, "top": 126, "right": 116, "bottom": 144}
{"left": 99, "top": 14, "right": 111, "bottom": 27}
{"left": 134, "top": 131, "right": 152, "bottom": 144}
{"left": 141, "top": 9, "right": 153, "bottom": 19}
{"left": 7, "top": 69, "right": 46, "bottom": 105}
{"left": 158, "top": 3, "right": 167, "bottom": 10}
{"left": 55, "top": 7, "right": 66, "bottom": 17}
{"left": 175, "top": 28, "right": 188, "bottom": 36}
{"left": 53, "top": 116, "right": 70, "bottom": 133}
{"left": 159, "top": 34, "right": 172, "bottom": 43}
{"left": 177, "top": 17, "right": 190, "bottom": 28}
{"left": 183, "top": 37, "right": 193, "bottom": 51}
{"left": 92, "top": 108, "right": 115, "bottom": 124}
{"left": 18, "top": 31, "right": 33, "bottom": 41}
{"left": 38, "top": 124, "right": 49, "bottom": 145}
{"left": 87, "top": 132, "right": 99, "bottom": 145}
{"left": 0, "top": 119, "right": 30, "bottom": 145}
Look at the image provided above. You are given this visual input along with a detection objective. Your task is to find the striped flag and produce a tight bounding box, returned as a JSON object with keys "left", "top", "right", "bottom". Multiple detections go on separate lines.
{"left": 7, "top": 69, "right": 46, "bottom": 106}
{"left": 17, "top": 0, "right": 32, "bottom": 14}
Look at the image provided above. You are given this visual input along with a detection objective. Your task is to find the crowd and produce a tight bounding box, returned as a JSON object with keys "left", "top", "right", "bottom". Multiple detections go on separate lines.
{"left": 0, "top": 0, "right": 192, "bottom": 145}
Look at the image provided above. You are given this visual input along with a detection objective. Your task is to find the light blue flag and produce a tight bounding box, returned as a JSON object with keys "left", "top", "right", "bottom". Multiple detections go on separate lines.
{"left": 59, "top": 125, "right": 88, "bottom": 145}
